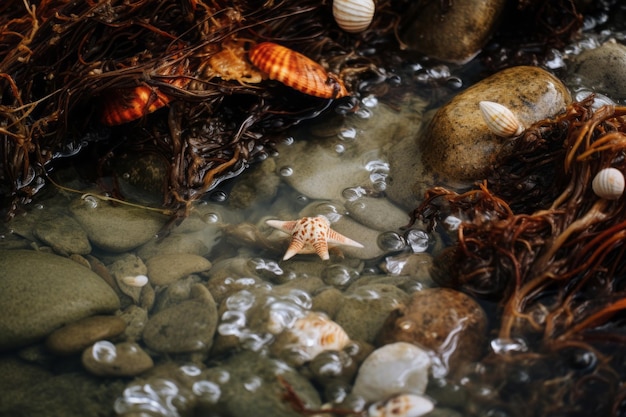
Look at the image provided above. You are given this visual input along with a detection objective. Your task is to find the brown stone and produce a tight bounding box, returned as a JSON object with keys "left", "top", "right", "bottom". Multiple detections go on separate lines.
{"left": 377, "top": 288, "right": 487, "bottom": 375}
{"left": 45, "top": 315, "right": 126, "bottom": 356}
{"left": 420, "top": 66, "right": 571, "bottom": 184}
{"left": 402, "top": 0, "right": 506, "bottom": 64}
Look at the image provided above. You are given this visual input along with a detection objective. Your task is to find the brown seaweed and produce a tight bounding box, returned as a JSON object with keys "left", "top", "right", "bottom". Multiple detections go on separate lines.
{"left": 410, "top": 97, "right": 626, "bottom": 415}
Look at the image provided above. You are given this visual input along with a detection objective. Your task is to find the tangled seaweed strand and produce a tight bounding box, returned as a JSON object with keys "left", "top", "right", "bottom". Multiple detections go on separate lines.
{"left": 411, "top": 98, "right": 626, "bottom": 414}
{"left": 0, "top": 0, "right": 405, "bottom": 217}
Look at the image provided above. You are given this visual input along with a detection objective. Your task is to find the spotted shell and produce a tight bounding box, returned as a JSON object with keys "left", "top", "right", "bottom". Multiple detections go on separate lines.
{"left": 248, "top": 42, "right": 348, "bottom": 99}
{"left": 272, "top": 311, "right": 351, "bottom": 365}
{"left": 333, "top": 0, "right": 375, "bottom": 33}
{"left": 368, "top": 394, "right": 435, "bottom": 417}
{"left": 101, "top": 86, "right": 172, "bottom": 126}
{"left": 479, "top": 100, "right": 524, "bottom": 138}
{"left": 592, "top": 167, "right": 625, "bottom": 200}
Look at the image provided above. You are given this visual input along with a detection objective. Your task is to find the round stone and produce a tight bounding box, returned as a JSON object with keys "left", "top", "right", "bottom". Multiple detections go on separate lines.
{"left": 0, "top": 250, "right": 120, "bottom": 351}
{"left": 377, "top": 288, "right": 487, "bottom": 375}
{"left": 82, "top": 340, "right": 153, "bottom": 377}
{"left": 146, "top": 253, "right": 212, "bottom": 286}
{"left": 45, "top": 315, "right": 126, "bottom": 356}
{"left": 143, "top": 298, "right": 218, "bottom": 353}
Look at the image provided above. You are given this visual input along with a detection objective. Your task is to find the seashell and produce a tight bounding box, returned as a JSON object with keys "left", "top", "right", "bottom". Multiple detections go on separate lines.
{"left": 592, "top": 167, "right": 625, "bottom": 200}
{"left": 101, "top": 86, "right": 171, "bottom": 126}
{"left": 271, "top": 311, "right": 351, "bottom": 366}
{"left": 248, "top": 42, "right": 348, "bottom": 99}
{"left": 333, "top": 0, "right": 375, "bottom": 33}
{"left": 479, "top": 100, "right": 524, "bottom": 138}
{"left": 351, "top": 342, "right": 431, "bottom": 403}
{"left": 368, "top": 394, "right": 435, "bottom": 417}
{"left": 121, "top": 274, "right": 149, "bottom": 287}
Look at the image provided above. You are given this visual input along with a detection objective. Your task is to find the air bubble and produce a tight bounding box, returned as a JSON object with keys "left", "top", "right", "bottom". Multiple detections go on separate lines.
{"left": 342, "top": 187, "right": 366, "bottom": 201}
{"left": 82, "top": 195, "right": 99, "bottom": 209}
{"left": 377, "top": 231, "right": 406, "bottom": 251}
{"left": 362, "top": 95, "right": 378, "bottom": 108}
{"left": 335, "top": 144, "right": 345, "bottom": 154}
{"left": 322, "top": 264, "right": 359, "bottom": 289}
{"left": 338, "top": 127, "right": 357, "bottom": 141}
{"left": 279, "top": 166, "right": 293, "bottom": 177}
{"left": 210, "top": 190, "right": 228, "bottom": 202}
{"left": 225, "top": 290, "right": 256, "bottom": 311}
{"left": 490, "top": 338, "right": 528, "bottom": 354}
{"left": 91, "top": 340, "right": 117, "bottom": 363}
{"left": 405, "top": 229, "right": 430, "bottom": 253}
{"left": 355, "top": 107, "right": 372, "bottom": 119}
{"left": 443, "top": 215, "right": 462, "bottom": 231}
{"left": 243, "top": 376, "right": 262, "bottom": 392}
{"left": 192, "top": 380, "right": 221, "bottom": 403}
{"left": 204, "top": 212, "right": 219, "bottom": 224}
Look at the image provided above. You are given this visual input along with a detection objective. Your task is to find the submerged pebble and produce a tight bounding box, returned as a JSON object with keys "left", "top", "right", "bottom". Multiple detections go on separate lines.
{"left": 377, "top": 288, "right": 487, "bottom": 376}
{"left": 0, "top": 250, "right": 120, "bottom": 351}
{"left": 143, "top": 298, "right": 218, "bottom": 354}
{"left": 82, "top": 340, "right": 153, "bottom": 377}
{"left": 45, "top": 315, "right": 126, "bottom": 356}
{"left": 33, "top": 214, "right": 92, "bottom": 255}
{"left": 145, "top": 253, "right": 212, "bottom": 286}
{"left": 70, "top": 196, "right": 167, "bottom": 252}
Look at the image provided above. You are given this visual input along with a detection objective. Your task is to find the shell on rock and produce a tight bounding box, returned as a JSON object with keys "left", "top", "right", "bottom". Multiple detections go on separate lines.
{"left": 368, "top": 394, "right": 435, "bottom": 417}
{"left": 333, "top": 0, "right": 375, "bottom": 33}
{"left": 592, "top": 167, "right": 625, "bottom": 200}
{"left": 272, "top": 311, "right": 351, "bottom": 365}
{"left": 479, "top": 100, "right": 524, "bottom": 138}
{"left": 248, "top": 42, "right": 348, "bottom": 99}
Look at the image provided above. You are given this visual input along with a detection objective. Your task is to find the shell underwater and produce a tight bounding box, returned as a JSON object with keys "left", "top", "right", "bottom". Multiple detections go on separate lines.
{"left": 2, "top": 1, "right": 626, "bottom": 417}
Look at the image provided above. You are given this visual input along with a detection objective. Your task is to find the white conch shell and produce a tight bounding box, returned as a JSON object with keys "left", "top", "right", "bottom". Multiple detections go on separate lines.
{"left": 592, "top": 167, "right": 625, "bottom": 200}
{"left": 479, "top": 100, "right": 524, "bottom": 137}
{"left": 332, "top": 0, "right": 375, "bottom": 33}
{"left": 368, "top": 394, "right": 435, "bottom": 417}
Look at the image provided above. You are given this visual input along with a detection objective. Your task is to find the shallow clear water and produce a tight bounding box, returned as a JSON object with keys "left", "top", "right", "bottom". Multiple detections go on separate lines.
{"left": 2, "top": 10, "right": 626, "bottom": 417}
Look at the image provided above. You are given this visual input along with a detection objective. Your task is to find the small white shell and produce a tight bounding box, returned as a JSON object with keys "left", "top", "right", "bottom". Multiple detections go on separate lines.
{"left": 592, "top": 167, "right": 625, "bottom": 200}
{"left": 479, "top": 100, "right": 524, "bottom": 137}
{"left": 121, "top": 274, "right": 149, "bottom": 287}
{"left": 333, "top": 0, "right": 375, "bottom": 33}
{"left": 368, "top": 394, "right": 435, "bottom": 417}
{"left": 351, "top": 342, "right": 431, "bottom": 403}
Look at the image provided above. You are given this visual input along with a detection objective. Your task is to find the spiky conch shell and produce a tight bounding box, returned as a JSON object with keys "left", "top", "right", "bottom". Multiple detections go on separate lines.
{"left": 592, "top": 167, "right": 625, "bottom": 200}
{"left": 248, "top": 42, "right": 348, "bottom": 99}
{"left": 479, "top": 100, "right": 524, "bottom": 138}
{"left": 332, "top": 0, "right": 375, "bottom": 33}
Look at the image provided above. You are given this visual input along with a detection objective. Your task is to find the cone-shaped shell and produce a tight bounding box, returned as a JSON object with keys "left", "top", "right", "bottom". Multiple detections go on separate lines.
{"left": 592, "top": 167, "right": 625, "bottom": 200}
{"left": 249, "top": 42, "right": 348, "bottom": 99}
{"left": 333, "top": 0, "right": 375, "bottom": 33}
{"left": 479, "top": 100, "right": 524, "bottom": 137}
{"left": 101, "top": 86, "right": 171, "bottom": 126}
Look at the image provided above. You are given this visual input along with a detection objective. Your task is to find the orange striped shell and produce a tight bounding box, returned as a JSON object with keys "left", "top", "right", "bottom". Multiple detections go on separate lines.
{"left": 101, "top": 86, "right": 172, "bottom": 126}
{"left": 248, "top": 42, "right": 348, "bottom": 99}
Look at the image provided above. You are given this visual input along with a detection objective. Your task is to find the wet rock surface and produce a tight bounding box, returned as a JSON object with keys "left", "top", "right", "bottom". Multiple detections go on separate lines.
{"left": 403, "top": 0, "right": 506, "bottom": 64}
{"left": 45, "top": 315, "right": 126, "bottom": 356}
{"left": 387, "top": 65, "right": 572, "bottom": 208}
{"left": 70, "top": 197, "right": 167, "bottom": 252}
{"left": 0, "top": 250, "right": 120, "bottom": 351}
{"left": 145, "top": 253, "right": 212, "bottom": 286}
{"left": 570, "top": 40, "right": 626, "bottom": 99}
{"left": 377, "top": 288, "right": 488, "bottom": 375}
